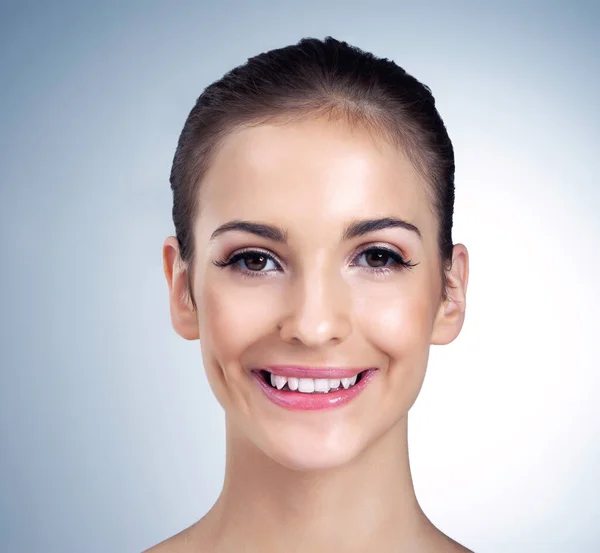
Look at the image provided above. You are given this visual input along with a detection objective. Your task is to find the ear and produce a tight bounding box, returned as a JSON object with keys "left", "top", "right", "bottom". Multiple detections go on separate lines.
{"left": 430, "top": 244, "right": 469, "bottom": 345}
{"left": 163, "top": 236, "right": 200, "bottom": 340}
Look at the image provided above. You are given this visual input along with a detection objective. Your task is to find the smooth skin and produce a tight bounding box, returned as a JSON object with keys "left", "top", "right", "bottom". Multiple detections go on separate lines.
{"left": 152, "top": 116, "right": 471, "bottom": 553}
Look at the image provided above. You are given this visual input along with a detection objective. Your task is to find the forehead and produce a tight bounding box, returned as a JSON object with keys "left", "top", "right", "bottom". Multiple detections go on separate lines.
{"left": 197, "top": 118, "right": 434, "bottom": 242}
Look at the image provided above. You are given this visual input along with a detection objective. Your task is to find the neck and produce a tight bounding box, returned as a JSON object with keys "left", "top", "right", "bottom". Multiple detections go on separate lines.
{"left": 201, "top": 415, "right": 432, "bottom": 553}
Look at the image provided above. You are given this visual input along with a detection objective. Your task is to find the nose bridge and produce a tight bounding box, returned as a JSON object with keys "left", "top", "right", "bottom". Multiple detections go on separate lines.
{"left": 278, "top": 257, "right": 352, "bottom": 346}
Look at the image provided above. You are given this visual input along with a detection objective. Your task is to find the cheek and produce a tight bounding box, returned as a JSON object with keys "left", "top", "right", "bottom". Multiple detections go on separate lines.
{"left": 357, "top": 287, "right": 434, "bottom": 405}
{"left": 199, "top": 277, "right": 280, "bottom": 366}
{"left": 197, "top": 278, "right": 268, "bottom": 410}
{"left": 358, "top": 286, "right": 433, "bottom": 353}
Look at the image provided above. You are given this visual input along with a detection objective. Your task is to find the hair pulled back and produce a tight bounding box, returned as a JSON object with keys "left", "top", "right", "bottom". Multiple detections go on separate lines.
{"left": 170, "top": 36, "right": 456, "bottom": 311}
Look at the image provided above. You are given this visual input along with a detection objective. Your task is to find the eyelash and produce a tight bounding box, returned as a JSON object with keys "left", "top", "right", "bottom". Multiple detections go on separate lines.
{"left": 212, "top": 246, "right": 418, "bottom": 279}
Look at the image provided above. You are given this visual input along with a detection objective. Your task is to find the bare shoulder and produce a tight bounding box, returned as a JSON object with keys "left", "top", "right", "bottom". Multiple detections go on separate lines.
{"left": 428, "top": 530, "right": 475, "bottom": 553}
{"left": 419, "top": 519, "right": 475, "bottom": 553}
{"left": 141, "top": 515, "right": 474, "bottom": 553}
{"left": 141, "top": 522, "right": 202, "bottom": 553}
{"left": 440, "top": 540, "right": 475, "bottom": 553}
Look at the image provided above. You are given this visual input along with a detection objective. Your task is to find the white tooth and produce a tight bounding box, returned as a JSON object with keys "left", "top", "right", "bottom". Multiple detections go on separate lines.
{"left": 329, "top": 378, "right": 341, "bottom": 389}
{"left": 270, "top": 373, "right": 277, "bottom": 387}
{"left": 349, "top": 374, "right": 358, "bottom": 386}
{"left": 288, "top": 377, "right": 299, "bottom": 391}
{"left": 298, "top": 378, "right": 315, "bottom": 393}
{"left": 341, "top": 377, "right": 352, "bottom": 389}
{"left": 314, "top": 378, "right": 330, "bottom": 393}
{"left": 274, "top": 375, "right": 287, "bottom": 390}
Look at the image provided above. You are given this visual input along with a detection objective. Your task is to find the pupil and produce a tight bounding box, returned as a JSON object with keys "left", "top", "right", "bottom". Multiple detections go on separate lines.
{"left": 368, "top": 250, "right": 387, "bottom": 267}
{"left": 246, "top": 254, "right": 266, "bottom": 271}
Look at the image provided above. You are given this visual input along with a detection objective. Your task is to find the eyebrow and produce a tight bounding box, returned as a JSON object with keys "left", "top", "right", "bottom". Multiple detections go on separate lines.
{"left": 209, "top": 216, "right": 422, "bottom": 243}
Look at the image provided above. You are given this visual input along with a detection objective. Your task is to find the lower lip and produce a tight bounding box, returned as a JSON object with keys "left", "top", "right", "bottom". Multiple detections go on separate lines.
{"left": 252, "top": 370, "right": 378, "bottom": 411}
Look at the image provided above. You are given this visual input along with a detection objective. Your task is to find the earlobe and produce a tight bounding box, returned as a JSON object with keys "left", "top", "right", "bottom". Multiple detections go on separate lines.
{"left": 430, "top": 244, "right": 469, "bottom": 346}
{"left": 163, "top": 236, "right": 200, "bottom": 341}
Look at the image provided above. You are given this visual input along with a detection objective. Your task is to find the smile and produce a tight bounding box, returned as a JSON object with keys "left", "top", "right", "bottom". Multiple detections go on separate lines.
{"left": 251, "top": 368, "right": 378, "bottom": 411}
{"left": 261, "top": 369, "right": 365, "bottom": 393}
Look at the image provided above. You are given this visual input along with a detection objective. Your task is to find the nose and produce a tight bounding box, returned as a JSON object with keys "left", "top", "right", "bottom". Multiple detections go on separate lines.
{"left": 277, "top": 266, "right": 352, "bottom": 347}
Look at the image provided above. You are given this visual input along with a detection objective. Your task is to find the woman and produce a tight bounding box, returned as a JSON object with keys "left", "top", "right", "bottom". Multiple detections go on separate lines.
{"left": 152, "top": 36, "right": 471, "bottom": 552}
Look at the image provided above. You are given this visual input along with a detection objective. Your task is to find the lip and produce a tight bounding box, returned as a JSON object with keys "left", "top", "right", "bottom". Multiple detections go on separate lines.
{"left": 257, "top": 366, "right": 375, "bottom": 379}
{"left": 252, "top": 368, "right": 378, "bottom": 411}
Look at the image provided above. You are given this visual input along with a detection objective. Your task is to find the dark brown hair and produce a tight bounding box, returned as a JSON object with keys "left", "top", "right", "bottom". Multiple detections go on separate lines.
{"left": 170, "top": 36, "right": 456, "bottom": 311}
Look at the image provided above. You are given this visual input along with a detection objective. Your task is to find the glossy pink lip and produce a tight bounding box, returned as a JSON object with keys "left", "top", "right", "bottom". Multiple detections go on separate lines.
{"left": 252, "top": 368, "right": 378, "bottom": 411}
{"left": 257, "top": 366, "right": 374, "bottom": 379}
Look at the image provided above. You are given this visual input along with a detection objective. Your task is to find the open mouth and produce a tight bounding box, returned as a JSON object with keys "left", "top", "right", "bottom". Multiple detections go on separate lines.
{"left": 258, "top": 369, "right": 367, "bottom": 394}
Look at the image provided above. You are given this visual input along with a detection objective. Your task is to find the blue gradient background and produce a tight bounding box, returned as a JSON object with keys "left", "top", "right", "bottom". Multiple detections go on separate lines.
{"left": 1, "top": 1, "right": 598, "bottom": 552}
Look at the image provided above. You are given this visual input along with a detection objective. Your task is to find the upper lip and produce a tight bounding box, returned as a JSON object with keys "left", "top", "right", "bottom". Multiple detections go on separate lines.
{"left": 255, "top": 366, "right": 376, "bottom": 379}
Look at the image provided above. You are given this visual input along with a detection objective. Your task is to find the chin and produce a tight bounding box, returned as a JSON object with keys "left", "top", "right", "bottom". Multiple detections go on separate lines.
{"left": 256, "top": 424, "right": 368, "bottom": 472}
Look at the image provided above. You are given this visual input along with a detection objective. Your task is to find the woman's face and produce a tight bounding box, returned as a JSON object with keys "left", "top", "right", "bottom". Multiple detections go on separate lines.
{"left": 177, "top": 117, "right": 463, "bottom": 470}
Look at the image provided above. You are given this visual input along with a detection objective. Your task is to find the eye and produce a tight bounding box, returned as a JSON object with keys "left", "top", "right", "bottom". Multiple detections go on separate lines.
{"left": 213, "top": 249, "right": 281, "bottom": 278}
{"left": 351, "top": 246, "right": 417, "bottom": 274}
{"left": 213, "top": 246, "right": 418, "bottom": 279}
